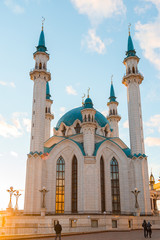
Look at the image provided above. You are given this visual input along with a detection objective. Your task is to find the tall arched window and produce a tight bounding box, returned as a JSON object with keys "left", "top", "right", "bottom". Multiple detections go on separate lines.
{"left": 110, "top": 157, "right": 120, "bottom": 213}
{"left": 132, "top": 66, "right": 135, "bottom": 73}
{"left": 56, "top": 156, "right": 65, "bottom": 214}
{"left": 74, "top": 123, "right": 81, "bottom": 134}
{"left": 72, "top": 156, "right": 77, "bottom": 213}
{"left": 100, "top": 157, "right": 105, "bottom": 212}
{"left": 39, "top": 62, "right": 42, "bottom": 69}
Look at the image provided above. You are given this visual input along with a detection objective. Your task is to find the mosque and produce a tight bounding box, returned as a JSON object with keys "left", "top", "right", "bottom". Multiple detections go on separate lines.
{"left": 3, "top": 25, "right": 160, "bottom": 235}
{"left": 24, "top": 24, "right": 152, "bottom": 218}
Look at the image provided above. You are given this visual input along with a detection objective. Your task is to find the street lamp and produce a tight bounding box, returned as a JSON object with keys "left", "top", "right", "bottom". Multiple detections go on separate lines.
{"left": 14, "top": 190, "right": 22, "bottom": 211}
{"left": 6, "top": 186, "right": 16, "bottom": 209}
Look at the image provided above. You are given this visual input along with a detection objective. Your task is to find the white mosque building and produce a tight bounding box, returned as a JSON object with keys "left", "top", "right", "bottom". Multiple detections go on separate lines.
{"left": 24, "top": 25, "right": 152, "bottom": 219}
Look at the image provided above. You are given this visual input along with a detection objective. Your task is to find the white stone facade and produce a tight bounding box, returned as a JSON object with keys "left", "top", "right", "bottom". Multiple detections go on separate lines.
{"left": 24, "top": 30, "right": 152, "bottom": 221}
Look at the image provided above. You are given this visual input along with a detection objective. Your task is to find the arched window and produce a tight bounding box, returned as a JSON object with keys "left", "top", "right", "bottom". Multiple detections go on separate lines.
{"left": 84, "top": 115, "right": 87, "bottom": 122}
{"left": 100, "top": 157, "right": 105, "bottom": 212}
{"left": 128, "top": 67, "right": 131, "bottom": 74}
{"left": 132, "top": 67, "right": 135, "bottom": 74}
{"left": 110, "top": 158, "right": 120, "bottom": 213}
{"left": 35, "top": 63, "right": 38, "bottom": 69}
{"left": 110, "top": 110, "right": 112, "bottom": 115}
{"left": 39, "top": 62, "right": 42, "bottom": 69}
{"left": 88, "top": 114, "right": 91, "bottom": 122}
{"left": 43, "top": 63, "right": 46, "bottom": 70}
{"left": 113, "top": 109, "right": 115, "bottom": 115}
{"left": 56, "top": 156, "right": 65, "bottom": 214}
{"left": 74, "top": 123, "right": 81, "bottom": 134}
{"left": 62, "top": 126, "right": 66, "bottom": 136}
{"left": 104, "top": 128, "right": 108, "bottom": 137}
{"left": 45, "top": 107, "right": 47, "bottom": 113}
{"left": 92, "top": 116, "right": 94, "bottom": 122}
{"left": 72, "top": 156, "right": 77, "bottom": 213}
{"left": 48, "top": 108, "right": 50, "bottom": 113}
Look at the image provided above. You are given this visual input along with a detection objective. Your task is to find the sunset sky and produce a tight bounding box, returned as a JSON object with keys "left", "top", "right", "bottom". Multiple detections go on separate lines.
{"left": 0, "top": 0, "right": 160, "bottom": 209}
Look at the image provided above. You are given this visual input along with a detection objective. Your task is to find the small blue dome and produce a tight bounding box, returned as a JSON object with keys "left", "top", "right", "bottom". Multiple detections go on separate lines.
{"left": 55, "top": 106, "right": 110, "bottom": 130}
{"left": 126, "top": 34, "right": 136, "bottom": 58}
{"left": 84, "top": 98, "right": 93, "bottom": 108}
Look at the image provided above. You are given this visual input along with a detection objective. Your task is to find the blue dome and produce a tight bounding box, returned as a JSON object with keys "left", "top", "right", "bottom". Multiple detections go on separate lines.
{"left": 84, "top": 98, "right": 93, "bottom": 108}
{"left": 55, "top": 106, "right": 110, "bottom": 130}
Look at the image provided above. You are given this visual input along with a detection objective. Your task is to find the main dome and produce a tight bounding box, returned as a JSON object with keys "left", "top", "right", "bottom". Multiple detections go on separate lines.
{"left": 55, "top": 106, "right": 109, "bottom": 130}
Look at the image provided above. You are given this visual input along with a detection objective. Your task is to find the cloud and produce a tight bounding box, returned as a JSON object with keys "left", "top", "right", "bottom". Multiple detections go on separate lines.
{"left": 101, "top": 110, "right": 108, "bottom": 117}
{"left": 23, "top": 118, "right": 31, "bottom": 132}
{"left": 71, "top": 0, "right": 126, "bottom": 25}
{"left": 135, "top": 0, "right": 160, "bottom": 71}
{"left": 4, "top": 0, "right": 24, "bottom": 14}
{"left": 134, "top": 4, "right": 151, "bottom": 15}
{"left": 145, "top": 137, "right": 160, "bottom": 147}
{"left": 145, "top": 115, "right": 160, "bottom": 132}
{"left": 60, "top": 107, "right": 66, "bottom": 113}
{"left": 123, "top": 120, "right": 129, "bottom": 128}
{"left": 66, "top": 86, "right": 77, "bottom": 95}
{"left": 0, "top": 113, "right": 31, "bottom": 138}
{"left": 82, "top": 29, "right": 107, "bottom": 54}
{"left": 10, "top": 151, "right": 18, "bottom": 157}
{"left": 0, "top": 81, "right": 16, "bottom": 88}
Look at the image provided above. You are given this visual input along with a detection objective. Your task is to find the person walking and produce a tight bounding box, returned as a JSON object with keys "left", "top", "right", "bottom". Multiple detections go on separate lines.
{"left": 147, "top": 222, "right": 152, "bottom": 238}
{"left": 54, "top": 221, "right": 62, "bottom": 240}
{"left": 142, "top": 220, "right": 147, "bottom": 238}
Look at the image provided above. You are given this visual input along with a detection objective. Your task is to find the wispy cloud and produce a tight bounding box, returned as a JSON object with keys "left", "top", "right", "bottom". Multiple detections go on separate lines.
{"left": 10, "top": 151, "right": 18, "bottom": 157}
{"left": 66, "top": 86, "right": 77, "bottom": 95}
{"left": 123, "top": 120, "right": 129, "bottom": 128}
{"left": 0, "top": 113, "right": 31, "bottom": 138}
{"left": 135, "top": 0, "right": 160, "bottom": 71}
{"left": 4, "top": 0, "right": 25, "bottom": 14}
{"left": 134, "top": 4, "right": 151, "bottom": 15}
{"left": 145, "top": 114, "right": 160, "bottom": 133}
{"left": 71, "top": 0, "right": 126, "bottom": 25}
{"left": 145, "top": 137, "right": 160, "bottom": 147}
{"left": 0, "top": 81, "right": 15, "bottom": 88}
{"left": 82, "top": 29, "right": 107, "bottom": 54}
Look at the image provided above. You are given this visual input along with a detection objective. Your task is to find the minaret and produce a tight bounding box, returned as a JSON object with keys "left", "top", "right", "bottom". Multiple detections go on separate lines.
{"left": 81, "top": 91, "right": 96, "bottom": 156}
{"left": 45, "top": 82, "right": 54, "bottom": 141}
{"left": 30, "top": 24, "right": 51, "bottom": 153}
{"left": 122, "top": 28, "right": 145, "bottom": 155}
{"left": 107, "top": 80, "right": 121, "bottom": 137}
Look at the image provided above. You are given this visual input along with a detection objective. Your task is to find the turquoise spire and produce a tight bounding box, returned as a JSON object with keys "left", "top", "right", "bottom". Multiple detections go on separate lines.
{"left": 109, "top": 81, "right": 116, "bottom": 102}
{"left": 36, "top": 26, "right": 47, "bottom": 53}
{"left": 126, "top": 32, "right": 136, "bottom": 58}
{"left": 46, "top": 82, "right": 51, "bottom": 100}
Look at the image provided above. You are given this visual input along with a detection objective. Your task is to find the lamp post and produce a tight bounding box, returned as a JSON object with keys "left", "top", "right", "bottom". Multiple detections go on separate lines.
{"left": 39, "top": 186, "right": 49, "bottom": 216}
{"left": 14, "top": 190, "right": 22, "bottom": 211}
{"left": 131, "top": 188, "right": 140, "bottom": 216}
{"left": 7, "top": 186, "right": 16, "bottom": 209}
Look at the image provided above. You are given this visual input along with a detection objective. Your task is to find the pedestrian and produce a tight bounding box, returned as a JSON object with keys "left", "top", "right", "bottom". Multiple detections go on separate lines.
{"left": 147, "top": 222, "right": 152, "bottom": 238}
{"left": 54, "top": 221, "right": 62, "bottom": 240}
{"left": 142, "top": 220, "right": 147, "bottom": 238}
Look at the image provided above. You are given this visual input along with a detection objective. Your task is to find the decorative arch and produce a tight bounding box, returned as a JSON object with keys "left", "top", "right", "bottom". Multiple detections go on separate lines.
{"left": 39, "top": 62, "right": 42, "bottom": 69}
{"left": 100, "top": 156, "right": 105, "bottom": 212}
{"left": 56, "top": 156, "right": 65, "bottom": 214}
{"left": 72, "top": 155, "right": 78, "bottom": 213}
{"left": 132, "top": 66, "right": 135, "bottom": 74}
{"left": 88, "top": 114, "right": 91, "bottom": 122}
{"left": 110, "top": 157, "right": 120, "bottom": 213}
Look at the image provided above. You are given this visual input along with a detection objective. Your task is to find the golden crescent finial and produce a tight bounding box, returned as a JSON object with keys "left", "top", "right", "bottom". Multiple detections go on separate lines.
{"left": 128, "top": 23, "right": 131, "bottom": 36}
{"left": 42, "top": 16, "right": 45, "bottom": 30}
{"left": 87, "top": 88, "right": 90, "bottom": 98}
{"left": 82, "top": 94, "right": 85, "bottom": 106}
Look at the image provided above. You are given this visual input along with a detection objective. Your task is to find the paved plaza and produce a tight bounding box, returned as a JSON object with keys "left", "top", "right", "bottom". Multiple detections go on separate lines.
{"left": 21, "top": 230, "right": 160, "bottom": 240}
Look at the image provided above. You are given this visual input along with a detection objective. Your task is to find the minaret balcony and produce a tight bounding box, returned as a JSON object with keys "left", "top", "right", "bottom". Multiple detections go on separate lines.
{"left": 107, "top": 114, "right": 121, "bottom": 121}
{"left": 122, "top": 72, "right": 143, "bottom": 86}
{"left": 30, "top": 68, "right": 51, "bottom": 81}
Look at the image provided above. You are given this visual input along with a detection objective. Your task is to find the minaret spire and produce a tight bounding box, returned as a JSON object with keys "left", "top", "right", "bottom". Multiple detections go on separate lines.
{"left": 107, "top": 78, "right": 121, "bottom": 137}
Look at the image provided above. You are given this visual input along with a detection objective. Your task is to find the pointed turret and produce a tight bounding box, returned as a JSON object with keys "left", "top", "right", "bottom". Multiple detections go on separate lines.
{"left": 126, "top": 33, "right": 136, "bottom": 58}
{"left": 109, "top": 81, "right": 116, "bottom": 102}
{"left": 36, "top": 26, "right": 47, "bottom": 53}
{"left": 107, "top": 80, "right": 121, "bottom": 137}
